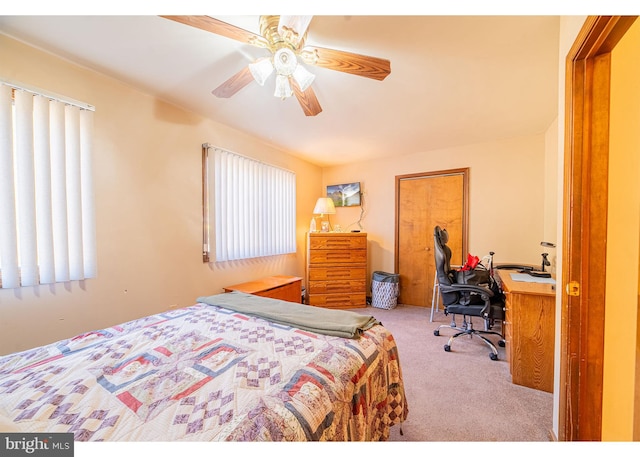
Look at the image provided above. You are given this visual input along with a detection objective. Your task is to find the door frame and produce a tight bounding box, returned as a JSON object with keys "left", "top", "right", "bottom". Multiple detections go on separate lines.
{"left": 560, "top": 15, "right": 637, "bottom": 441}
{"left": 394, "top": 167, "right": 469, "bottom": 278}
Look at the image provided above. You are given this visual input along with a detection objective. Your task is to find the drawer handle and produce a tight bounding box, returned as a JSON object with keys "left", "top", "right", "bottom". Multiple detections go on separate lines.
{"left": 325, "top": 271, "right": 353, "bottom": 278}
{"left": 326, "top": 296, "right": 350, "bottom": 303}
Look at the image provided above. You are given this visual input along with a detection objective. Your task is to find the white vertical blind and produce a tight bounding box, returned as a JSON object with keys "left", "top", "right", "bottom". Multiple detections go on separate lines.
{"left": 33, "top": 94, "right": 55, "bottom": 284}
{"left": 64, "top": 104, "right": 84, "bottom": 280}
{"left": 0, "top": 82, "right": 96, "bottom": 288}
{"left": 50, "top": 99, "right": 71, "bottom": 282}
{"left": 211, "top": 146, "right": 296, "bottom": 262}
{"left": 15, "top": 90, "right": 38, "bottom": 285}
{"left": 0, "top": 85, "right": 19, "bottom": 288}
{"left": 80, "top": 108, "right": 97, "bottom": 278}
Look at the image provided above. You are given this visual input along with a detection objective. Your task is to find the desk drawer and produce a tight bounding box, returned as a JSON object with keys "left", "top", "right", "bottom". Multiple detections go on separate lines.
{"left": 503, "top": 299, "right": 512, "bottom": 365}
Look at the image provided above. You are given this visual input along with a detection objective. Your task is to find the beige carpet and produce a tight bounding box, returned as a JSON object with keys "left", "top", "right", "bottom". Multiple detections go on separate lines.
{"left": 353, "top": 303, "right": 554, "bottom": 442}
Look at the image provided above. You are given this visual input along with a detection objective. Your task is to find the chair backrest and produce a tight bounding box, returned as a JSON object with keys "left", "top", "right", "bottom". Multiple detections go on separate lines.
{"left": 433, "top": 225, "right": 458, "bottom": 305}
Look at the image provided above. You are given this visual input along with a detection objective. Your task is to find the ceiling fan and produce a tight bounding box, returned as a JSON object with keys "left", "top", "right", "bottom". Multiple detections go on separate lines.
{"left": 161, "top": 15, "right": 391, "bottom": 116}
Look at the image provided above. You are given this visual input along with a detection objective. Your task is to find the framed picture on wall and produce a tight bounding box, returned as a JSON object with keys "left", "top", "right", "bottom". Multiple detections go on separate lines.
{"left": 327, "top": 182, "right": 361, "bottom": 207}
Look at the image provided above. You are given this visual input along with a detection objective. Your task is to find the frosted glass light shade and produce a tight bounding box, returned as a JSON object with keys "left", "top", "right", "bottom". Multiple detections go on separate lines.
{"left": 313, "top": 197, "right": 336, "bottom": 215}
{"left": 292, "top": 64, "right": 315, "bottom": 91}
{"left": 248, "top": 58, "right": 274, "bottom": 86}
{"left": 274, "top": 74, "right": 293, "bottom": 99}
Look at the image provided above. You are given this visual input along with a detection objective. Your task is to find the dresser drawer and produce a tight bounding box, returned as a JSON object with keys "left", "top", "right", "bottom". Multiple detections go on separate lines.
{"left": 308, "top": 293, "right": 367, "bottom": 309}
{"left": 309, "top": 235, "right": 367, "bottom": 250}
{"left": 308, "top": 279, "right": 366, "bottom": 294}
{"left": 308, "top": 267, "right": 366, "bottom": 281}
{"left": 308, "top": 249, "right": 367, "bottom": 264}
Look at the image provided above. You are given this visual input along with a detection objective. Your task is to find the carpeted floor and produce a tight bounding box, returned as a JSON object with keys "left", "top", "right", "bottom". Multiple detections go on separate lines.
{"left": 353, "top": 303, "right": 554, "bottom": 442}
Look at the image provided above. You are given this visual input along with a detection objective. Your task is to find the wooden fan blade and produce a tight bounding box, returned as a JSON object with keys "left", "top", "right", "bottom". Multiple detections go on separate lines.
{"left": 212, "top": 66, "right": 254, "bottom": 98}
{"left": 291, "top": 79, "right": 322, "bottom": 116}
{"left": 160, "top": 15, "right": 269, "bottom": 48}
{"left": 305, "top": 46, "right": 391, "bottom": 81}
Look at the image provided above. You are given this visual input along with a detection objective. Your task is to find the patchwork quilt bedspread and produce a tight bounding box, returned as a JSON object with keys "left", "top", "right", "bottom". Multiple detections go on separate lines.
{"left": 0, "top": 297, "right": 407, "bottom": 441}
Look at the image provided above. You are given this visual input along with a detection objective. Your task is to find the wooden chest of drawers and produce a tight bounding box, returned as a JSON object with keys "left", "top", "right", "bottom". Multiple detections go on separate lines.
{"left": 306, "top": 232, "right": 367, "bottom": 309}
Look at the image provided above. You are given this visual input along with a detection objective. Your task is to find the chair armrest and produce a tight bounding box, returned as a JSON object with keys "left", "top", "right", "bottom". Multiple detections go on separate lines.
{"left": 439, "top": 283, "right": 495, "bottom": 298}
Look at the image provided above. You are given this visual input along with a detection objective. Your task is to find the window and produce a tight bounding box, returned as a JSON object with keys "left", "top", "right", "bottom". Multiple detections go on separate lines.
{"left": 0, "top": 82, "right": 96, "bottom": 288}
{"left": 203, "top": 144, "right": 296, "bottom": 262}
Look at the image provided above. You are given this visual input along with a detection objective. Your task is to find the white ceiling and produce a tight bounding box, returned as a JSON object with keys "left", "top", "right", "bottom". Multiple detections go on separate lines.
{"left": 0, "top": 15, "right": 560, "bottom": 167}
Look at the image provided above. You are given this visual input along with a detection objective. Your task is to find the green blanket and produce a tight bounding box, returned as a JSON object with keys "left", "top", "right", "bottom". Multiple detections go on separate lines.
{"left": 196, "top": 291, "right": 380, "bottom": 339}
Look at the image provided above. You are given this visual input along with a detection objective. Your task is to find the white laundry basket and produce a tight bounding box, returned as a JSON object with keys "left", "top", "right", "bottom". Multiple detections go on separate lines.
{"left": 371, "top": 271, "right": 400, "bottom": 309}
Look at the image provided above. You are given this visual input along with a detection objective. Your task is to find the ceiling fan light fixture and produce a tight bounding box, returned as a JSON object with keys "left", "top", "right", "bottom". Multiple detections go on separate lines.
{"left": 274, "top": 74, "right": 293, "bottom": 99}
{"left": 164, "top": 15, "right": 391, "bottom": 116}
{"left": 248, "top": 58, "right": 274, "bottom": 86}
{"left": 292, "top": 64, "right": 315, "bottom": 91}
{"left": 273, "top": 48, "right": 297, "bottom": 76}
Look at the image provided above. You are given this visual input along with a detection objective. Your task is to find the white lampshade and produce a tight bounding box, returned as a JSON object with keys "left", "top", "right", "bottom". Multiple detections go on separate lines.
{"left": 313, "top": 197, "right": 336, "bottom": 215}
{"left": 248, "top": 58, "right": 274, "bottom": 86}
{"left": 292, "top": 64, "right": 315, "bottom": 91}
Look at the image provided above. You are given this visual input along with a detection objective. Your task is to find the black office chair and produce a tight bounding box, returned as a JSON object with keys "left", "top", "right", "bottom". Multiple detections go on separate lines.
{"left": 432, "top": 225, "right": 505, "bottom": 360}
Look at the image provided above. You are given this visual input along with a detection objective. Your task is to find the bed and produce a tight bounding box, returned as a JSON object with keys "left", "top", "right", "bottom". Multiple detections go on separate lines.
{"left": 0, "top": 291, "right": 408, "bottom": 441}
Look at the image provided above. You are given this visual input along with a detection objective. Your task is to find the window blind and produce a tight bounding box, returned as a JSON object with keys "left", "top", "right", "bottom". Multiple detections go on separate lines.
{"left": 208, "top": 145, "right": 296, "bottom": 262}
{"left": 0, "top": 82, "right": 96, "bottom": 288}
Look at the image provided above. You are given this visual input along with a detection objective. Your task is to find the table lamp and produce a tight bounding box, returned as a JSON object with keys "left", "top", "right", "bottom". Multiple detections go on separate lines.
{"left": 313, "top": 197, "right": 336, "bottom": 232}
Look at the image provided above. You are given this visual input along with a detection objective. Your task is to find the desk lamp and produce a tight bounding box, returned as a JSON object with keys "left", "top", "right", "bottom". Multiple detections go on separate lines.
{"left": 540, "top": 241, "right": 556, "bottom": 272}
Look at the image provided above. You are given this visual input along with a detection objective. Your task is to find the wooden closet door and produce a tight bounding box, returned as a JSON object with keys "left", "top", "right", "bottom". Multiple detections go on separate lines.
{"left": 395, "top": 169, "right": 468, "bottom": 307}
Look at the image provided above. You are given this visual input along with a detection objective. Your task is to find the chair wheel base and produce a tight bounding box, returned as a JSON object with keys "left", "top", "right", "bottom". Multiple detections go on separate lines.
{"left": 490, "top": 353, "right": 498, "bottom": 361}
{"left": 444, "top": 344, "right": 451, "bottom": 352}
{"left": 434, "top": 330, "right": 440, "bottom": 336}
{"left": 498, "top": 340, "right": 505, "bottom": 347}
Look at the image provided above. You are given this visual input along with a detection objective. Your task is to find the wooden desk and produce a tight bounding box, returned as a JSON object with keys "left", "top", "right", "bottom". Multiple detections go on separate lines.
{"left": 223, "top": 275, "right": 303, "bottom": 303}
{"left": 497, "top": 270, "right": 556, "bottom": 393}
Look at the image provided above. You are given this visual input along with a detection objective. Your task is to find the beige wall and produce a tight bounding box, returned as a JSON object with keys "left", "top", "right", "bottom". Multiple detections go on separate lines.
{"left": 603, "top": 18, "right": 640, "bottom": 441}
{"left": 0, "top": 34, "right": 322, "bottom": 355}
{"left": 321, "top": 134, "right": 549, "bottom": 281}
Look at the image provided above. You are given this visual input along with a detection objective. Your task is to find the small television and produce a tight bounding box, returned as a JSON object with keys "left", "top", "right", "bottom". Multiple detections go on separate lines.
{"left": 327, "top": 182, "right": 361, "bottom": 207}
